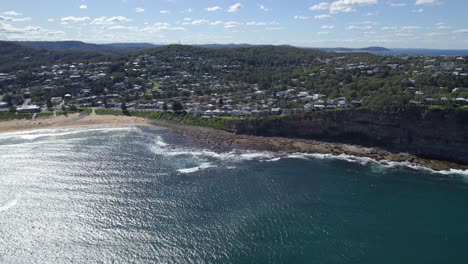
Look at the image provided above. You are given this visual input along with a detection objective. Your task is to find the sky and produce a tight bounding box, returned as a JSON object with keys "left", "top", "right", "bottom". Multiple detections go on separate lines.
{"left": 0, "top": 0, "right": 467, "bottom": 49}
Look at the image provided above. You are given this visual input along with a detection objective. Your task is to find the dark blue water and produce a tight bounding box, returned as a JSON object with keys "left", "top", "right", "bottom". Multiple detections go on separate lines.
{"left": 1, "top": 126, "right": 468, "bottom": 263}
{"left": 373, "top": 49, "right": 468, "bottom": 56}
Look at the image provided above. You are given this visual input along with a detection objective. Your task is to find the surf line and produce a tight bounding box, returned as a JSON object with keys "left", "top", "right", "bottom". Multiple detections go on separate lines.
{"left": 0, "top": 199, "right": 19, "bottom": 213}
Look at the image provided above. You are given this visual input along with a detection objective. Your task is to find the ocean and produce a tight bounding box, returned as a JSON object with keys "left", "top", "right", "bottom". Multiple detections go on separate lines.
{"left": 372, "top": 49, "right": 468, "bottom": 56}
{"left": 1, "top": 126, "right": 468, "bottom": 263}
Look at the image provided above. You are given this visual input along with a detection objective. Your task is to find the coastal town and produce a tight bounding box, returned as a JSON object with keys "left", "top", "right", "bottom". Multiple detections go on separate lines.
{"left": 1, "top": 45, "right": 467, "bottom": 118}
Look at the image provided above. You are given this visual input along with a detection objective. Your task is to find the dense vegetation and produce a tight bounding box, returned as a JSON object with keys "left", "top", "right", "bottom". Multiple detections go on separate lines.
{"left": 1, "top": 41, "right": 467, "bottom": 112}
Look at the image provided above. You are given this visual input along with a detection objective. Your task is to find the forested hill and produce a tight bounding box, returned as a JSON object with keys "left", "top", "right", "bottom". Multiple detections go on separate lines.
{"left": 317, "top": 46, "right": 391, "bottom": 53}
{"left": 2, "top": 41, "right": 363, "bottom": 70}
{"left": 16, "top": 41, "right": 159, "bottom": 54}
{"left": 145, "top": 44, "right": 368, "bottom": 67}
{"left": 0, "top": 41, "right": 120, "bottom": 72}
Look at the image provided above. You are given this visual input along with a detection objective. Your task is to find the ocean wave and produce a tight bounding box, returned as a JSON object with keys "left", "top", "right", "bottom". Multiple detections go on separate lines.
{"left": 177, "top": 162, "right": 216, "bottom": 174}
{"left": 0, "top": 126, "right": 137, "bottom": 141}
{"left": 149, "top": 138, "right": 278, "bottom": 162}
{"left": 0, "top": 199, "right": 18, "bottom": 213}
{"left": 286, "top": 153, "right": 468, "bottom": 177}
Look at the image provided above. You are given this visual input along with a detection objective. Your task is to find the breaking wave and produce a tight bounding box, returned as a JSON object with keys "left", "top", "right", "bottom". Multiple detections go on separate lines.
{"left": 0, "top": 199, "right": 18, "bottom": 213}
{"left": 0, "top": 126, "right": 136, "bottom": 141}
{"left": 177, "top": 163, "right": 217, "bottom": 174}
{"left": 148, "top": 136, "right": 468, "bottom": 177}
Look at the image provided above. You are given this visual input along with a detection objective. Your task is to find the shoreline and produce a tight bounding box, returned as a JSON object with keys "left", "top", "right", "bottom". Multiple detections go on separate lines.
{"left": 0, "top": 113, "right": 467, "bottom": 172}
{"left": 147, "top": 119, "right": 468, "bottom": 172}
{"left": 0, "top": 112, "right": 153, "bottom": 133}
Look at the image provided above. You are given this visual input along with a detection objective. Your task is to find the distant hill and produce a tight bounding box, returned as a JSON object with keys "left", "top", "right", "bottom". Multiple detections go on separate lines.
{"left": 317, "top": 46, "right": 391, "bottom": 53}
{"left": 196, "top": 44, "right": 256, "bottom": 49}
{"left": 0, "top": 41, "right": 46, "bottom": 65}
{"left": 105, "top": 43, "right": 160, "bottom": 49}
{"left": 0, "top": 41, "right": 117, "bottom": 72}
{"left": 15, "top": 41, "right": 159, "bottom": 54}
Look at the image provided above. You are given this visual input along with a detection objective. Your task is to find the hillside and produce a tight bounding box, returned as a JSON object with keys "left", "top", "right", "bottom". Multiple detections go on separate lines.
{"left": 0, "top": 41, "right": 118, "bottom": 72}
{"left": 16, "top": 41, "right": 159, "bottom": 54}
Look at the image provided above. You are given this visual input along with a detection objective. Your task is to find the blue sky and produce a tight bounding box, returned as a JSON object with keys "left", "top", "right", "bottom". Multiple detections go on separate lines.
{"left": 0, "top": 0, "right": 467, "bottom": 48}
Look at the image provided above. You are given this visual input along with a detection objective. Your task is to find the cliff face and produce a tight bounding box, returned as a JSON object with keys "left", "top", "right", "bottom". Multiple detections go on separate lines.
{"left": 228, "top": 108, "right": 468, "bottom": 164}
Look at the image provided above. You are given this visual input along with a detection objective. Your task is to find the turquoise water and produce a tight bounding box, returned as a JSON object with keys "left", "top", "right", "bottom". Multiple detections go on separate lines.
{"left": 0, "top": 126, "right": 468, "bottom": 263}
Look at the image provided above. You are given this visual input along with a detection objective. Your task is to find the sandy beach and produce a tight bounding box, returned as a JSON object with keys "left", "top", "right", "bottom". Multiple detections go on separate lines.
{"left": 1, "top": 112, "right": 467, "bottom": 171}
{"left": 0, "top": 111, "right": 152, "bottom": 133}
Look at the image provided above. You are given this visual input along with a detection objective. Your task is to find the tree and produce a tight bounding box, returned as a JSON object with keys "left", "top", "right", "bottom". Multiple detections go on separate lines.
{"left": 162, "top": 102, "right": 168, "bottom": 111}
{"left": 46, "top": 99, "right": 53, "bottom": 109}
{"left": 173, "top": 101, "right": 183, "bottom": 112}
{"left": 2, "top": 94, "right": 13, "bottom": 107}
{"left": 121, "top": 102, "right": 130, "bottom": 116}
{"left": 218, "top": 97, "right": 224, "bottom": 107}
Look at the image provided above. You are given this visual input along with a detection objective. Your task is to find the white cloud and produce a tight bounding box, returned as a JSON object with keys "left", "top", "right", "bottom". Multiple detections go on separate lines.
{"left": 46, "top": 31, "right": 65, "bottom": 36}
{"left": 206, "top": 6, "right": 222, "bottom": 11}
{"left": 329, "top": 0, "right": 378, "bottom": 14}
{"left": 80, "top": 5, "right": 87, "bottom": 9}
{"left": 3, "top": 11, "right": 21, "bottom": 16}
{"left": 294, "top": 15, "right": 310, "bottom": 20}
{"left": 246, "top": 21, "right": 279, "bottom": 26}
{"left": 453, "top": 29, "right": 468, "bottom": 34}
{"left": 318, "top": 31, "right": 329, "bottom": 35}
{"left": 386, "top": 2, "right": 408, "bottom": 7}
{"left": 411, "top": 8, "right": 424, "bottom": 12}
{"left": 0, "top": 22, "right": 45, "bottom": 36}
{"left": 259, "top": 5, "right": 269, "bottom": 11}
{"left": 381, "top": 26, "right": 422, "bottom": 31}
{"left": 210, "top": 21, "right": 224, "bottom": 25}
{"left": 92, "top": 16, "right": 131, "bottom": 25}
{"left": 23, "top": 26, "right": 42, "bottom": 32}
{"left": 192, "top": 19, "right": 210, "bottom": 25}
{"left": 346, "top": 25, "right": 372, "bottom": 30}
{"left": 224, "top": 21, "right": 241, "bottom": 28}
{"left": 435, "top": 22, "right": 450, "bottom": 30}
{"left": 266, "top": 27, "right": 282, "bottom": 30}
{"left": 48, "top": 18, "right": 55, "bottom": 22}
{"left": 315, "top": 14, "right": 333, "bottom": 19}
{"left": 365, "top": 11, "right": 379, "bottom": 16}
{"left": 136, "top": 7, "right": 145, "bottom": 13}
{"left": 228, "top": 3, "right": 243, "bottom": 13}
{"left": 321, "top": 25, "right": 336, "bottom": 29}
{"left": 139, "top": 23, "right": 185, "bottom": 33}
{"left": 309, "top": 2, "right": 330, "bottom": 10}
{"left": 160, "top": 10, "right": 170, "bottom": 14}
{"left": 0, "top": 16, "right": 32, "bottom": 22}
{"left": 61, "top": 16, "right": 91, "bottom": 23}
{"left": 415, "top": 0, "right": 442, "bottom": 5}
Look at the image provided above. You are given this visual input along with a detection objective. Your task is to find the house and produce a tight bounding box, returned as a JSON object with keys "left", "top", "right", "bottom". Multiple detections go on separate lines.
{"left": 51, "top": 97, "right": 63, "bottom": 105}
{"left": 313, "top": 104, "right": 325, "bottom": 111}
{"left": 455, "top": 98, "right": 467, "bottom": 105}
{"left": 271, "top": 108, "right": 282, "bottom": 115}
{"left": 17, "top": 105, "right": 41, "bottom": 113}
{"left": 351, "top": 100, "right": 362, "bottom": 107}
{"left": 423, "top": 98, "right": 437, "bottom": 105}
{"left": 0, "top": 102, "right": 8, "bottom": 108}
{"left": 212, "top": 109, "right": 222, "bottom": 116}
{"left": 231, "top": 110, "right": 242, "bottom": 116}
{"left": 304, "top": 103, "right": 314, "bottom": 112}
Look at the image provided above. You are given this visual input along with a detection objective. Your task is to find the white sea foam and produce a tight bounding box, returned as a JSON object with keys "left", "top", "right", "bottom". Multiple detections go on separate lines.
{"left": 286, "top": 152, "right": 468, "bottom": 177}
{"left": 0, "top": 199, "right": 18, "bottom": 213}
{"left": 148, "top": 134, "right": 468, "bottom": 177}
{"left": 0, "top": 126, "right": 136, "bottom": 141}
{"left": 177, "top": 163, "right": 216, "bottom": 174}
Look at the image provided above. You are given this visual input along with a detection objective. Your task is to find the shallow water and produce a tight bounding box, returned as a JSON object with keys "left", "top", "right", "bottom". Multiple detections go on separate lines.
{"left": 1, "top": 126, "right": 468, "bottom": 263}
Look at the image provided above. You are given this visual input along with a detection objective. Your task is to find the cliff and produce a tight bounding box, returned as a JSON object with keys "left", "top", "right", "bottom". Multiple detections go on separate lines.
{"left": 227, "top": 108, "right": 468, "bottom": 164}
